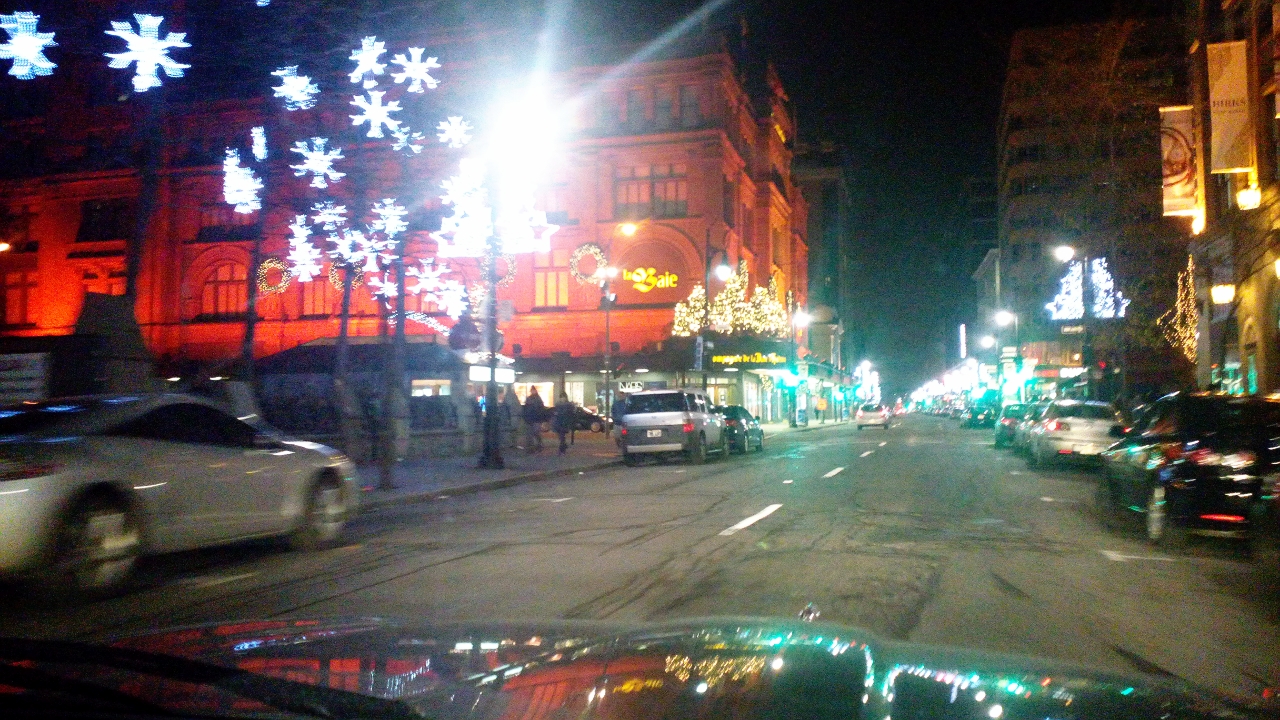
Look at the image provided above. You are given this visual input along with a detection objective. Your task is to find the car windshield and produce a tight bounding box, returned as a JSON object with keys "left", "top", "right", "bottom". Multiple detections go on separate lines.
{"left": 1001, "top": 405, "right": 1026, "bottom": 418}
{"left": 861, "top": 403, "right": 880, "bottom": 412}
{"left": 626, "top": 393, "right": 687, "bottom": 414}
{"left": 1053, "top": 403, "right": 1115, "bottom": 419}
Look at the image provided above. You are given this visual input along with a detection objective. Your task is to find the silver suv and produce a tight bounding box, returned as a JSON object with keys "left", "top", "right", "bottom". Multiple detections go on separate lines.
{"left": 619, "top": 389, "right": 726, "bottom": 465}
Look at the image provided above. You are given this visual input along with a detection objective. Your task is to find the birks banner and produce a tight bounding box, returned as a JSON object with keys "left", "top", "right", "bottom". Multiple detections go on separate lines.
{"left": 1207, "top": 40, "right": 1253, "bottom": 173}
{"left": 1160, "top": 106, "right": 1199, "bottom": 215}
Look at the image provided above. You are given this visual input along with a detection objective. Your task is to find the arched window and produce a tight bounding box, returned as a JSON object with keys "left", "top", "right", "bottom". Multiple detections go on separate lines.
{"left": 200, "top": 262, "right": 247, "bottom": 318}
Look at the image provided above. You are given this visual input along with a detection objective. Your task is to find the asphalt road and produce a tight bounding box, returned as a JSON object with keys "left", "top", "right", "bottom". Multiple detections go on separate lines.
{"left": 3, "top": 414, "right": 1278, "bottom": 702}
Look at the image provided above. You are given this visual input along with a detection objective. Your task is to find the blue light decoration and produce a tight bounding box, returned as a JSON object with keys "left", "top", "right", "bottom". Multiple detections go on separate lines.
{"left": 104, "top": 14, "right": 191, "bottom": 93}
{"left": 0, "top": 11, "right": 57, "bottom": 80}
{"left": 1089, "top": 257, "right": 1129, "bottom": 318}
{"left": 1046, "top": 257, "right": 1129, "bottom": 320}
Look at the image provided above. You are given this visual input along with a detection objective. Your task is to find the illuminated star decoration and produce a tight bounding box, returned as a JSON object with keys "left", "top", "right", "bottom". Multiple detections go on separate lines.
{"left": 0, "top": 11, "right": 57, "bottom": 80}
{"left": 1045, "top": 261, "right": 1084, "bottom": 321}
{"left": 222, "top": 149, "right": 262, "bottom": 214}
{"left": 390, "top": 47, "right": 439, "bottom": 93}
{"left": 104, "top": 14, "right": 190, "bottom": 93}
{"left": 436, "top": 116, "right": 473, "bottom": 149}
{"left": 289, "top": 137, "right": 345, "bottom": 188}
{"left": 271, "top": 66, "right": 319, "bottom": 111}
{"left": 350, "top": 91, "right": 401, "bottom": 138}
{"left": 348, "top": 36, "right": 386, "bottom": 89}
{"left": 1089, "top": 257, "right": 1130, "bottom": 319}
{"left": 310, "top": 201, "right": 347, "bottom": 231}
{"left": 432, "top": 157, "right": 491, "bottom": 258}
{"left": 250, "top": 126, "right": 267, "bottom": 161}
{"left": 285, "top": 215, "right": 323, "bottom": 283}
{"left": 390, "top": 126, "right": 426, "bottom": 155}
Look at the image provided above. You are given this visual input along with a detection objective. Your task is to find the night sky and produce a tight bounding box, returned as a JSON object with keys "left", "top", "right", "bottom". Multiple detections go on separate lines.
{"left": 583, "top": 0, "right": 1125, "bottom": 396}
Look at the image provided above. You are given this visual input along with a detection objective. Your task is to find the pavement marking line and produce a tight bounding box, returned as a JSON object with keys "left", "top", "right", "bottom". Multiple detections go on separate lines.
{"left": 783, "top": 480, "right": 794, "bottom": 484}
{"left": 719, "top": 504, "right": 783, "bottom": 536}
{"left": 1100, "top": 550, "right": 1177, "bottom": 563}
{"left": 188, "top": 572, "right": 258, "bottom": 588}
{"left": 823, "top": 467, "right": 845, "bottom": 478}
{"left": 533, "top": 497, "right": 575, "bottom": 503}
{"left": 878, "top": 441, "right": 887, "bottom": 447}
{"left": 860, "top": 450, "right": 874, "bottom": 458}
{"left": 1041, "top": 496, "right": 1054, "bottom": 502}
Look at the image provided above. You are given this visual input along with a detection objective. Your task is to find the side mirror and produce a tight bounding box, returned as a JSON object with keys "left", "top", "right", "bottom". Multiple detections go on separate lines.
{"left": 1108, "top": 424, "right": 1127, "bottom": 439}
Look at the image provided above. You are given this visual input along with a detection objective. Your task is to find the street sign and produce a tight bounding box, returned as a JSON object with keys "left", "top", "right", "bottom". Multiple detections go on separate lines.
{"left": 498, "top": 299, "right": 515, "bottom": 322}
{"left": 694, "top": 336, "right": 704, "bottom": 371}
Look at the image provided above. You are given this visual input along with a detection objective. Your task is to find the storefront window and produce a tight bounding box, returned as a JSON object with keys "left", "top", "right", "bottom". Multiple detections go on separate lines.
{"left": 411, "top": 379, "right": 452, "bottom": 397}
{"left": 513, "top": 382, "right": 555, "bottom": 405}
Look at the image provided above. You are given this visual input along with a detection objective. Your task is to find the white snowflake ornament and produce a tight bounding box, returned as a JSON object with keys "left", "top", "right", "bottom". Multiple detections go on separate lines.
{"left": 290, "top": 138, "right": 345, "bottom": 188}
{"left": 390, "top": 47, "right": 439, "bottom": 92}
{"left": 250, "top": 126, "right": 267, "bottom": 161}
{"left": 348, "top": 36, "right": 386, "bottom": 89}
{"left": 285, "top": 215, "right": 323, "bottom": 283}
{"left": 0, "top": 11, "right": 57, "bottom": 80}
{"left": 222, "top": 149, "right": 262, "bottom": 214}
{"left": 350, "top": 91, "right": 401, "bottom": 138}
{"left": 311, "top": 201, "right": 347, "bottom": 231}
{"left": 390, "top": 126, "right": 426, "bottom": 155}
{"left": 436, "top": 116, "right": 472, "bottom": 148}
{"left": 104, "top": 14, "right": 190, "bottom": 93}
{"left": 367, "top": 271, "right": 398, "bottom": 299}
{"left": 370, "top": 199, "right": 408, "bottom": 240}
{"left": 433, "top": 157, "right": 491, "bottom": 258}
{"left": 271, "top": 66, "right": 319, "bottom": 111}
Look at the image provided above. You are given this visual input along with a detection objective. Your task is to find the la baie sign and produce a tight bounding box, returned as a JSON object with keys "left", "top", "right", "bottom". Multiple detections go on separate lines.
{"left": 622, "top": 267, "right": 679, "bottom": 293}
{"left": 713, "top": 352, "right": 787, "bottom": 366}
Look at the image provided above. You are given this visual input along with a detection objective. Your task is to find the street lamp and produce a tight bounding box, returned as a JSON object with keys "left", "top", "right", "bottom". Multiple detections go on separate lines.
{"left": 714, "top": 261, "right": 733, "bottom": 282}
{"left": 994, "top": 310, "right": 1016, "bottom": 327}
{"left": 596, "top": 264, "right": 619, "bottom": 423}
{"left": 979, "top": 335, "right": 996, "bottom": 349}
{"left": 1053, "top": 245, "right": 1076, "bottom": 262}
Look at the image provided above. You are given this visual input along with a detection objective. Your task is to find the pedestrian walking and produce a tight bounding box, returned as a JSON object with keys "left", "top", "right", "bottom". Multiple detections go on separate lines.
{"left": 553, "top": 392, "right": 575, "bottom": 455}
{"left": 522, "top": 386, "right": 546, "bottom": 453}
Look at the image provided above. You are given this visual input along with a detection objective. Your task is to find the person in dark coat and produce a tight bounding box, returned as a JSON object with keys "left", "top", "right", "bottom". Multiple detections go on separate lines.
{"left": 552, "top": 391, "right": 575, "bottom": 454}
{"left": 522, "top": 387, "right": 546, "bottom": 453}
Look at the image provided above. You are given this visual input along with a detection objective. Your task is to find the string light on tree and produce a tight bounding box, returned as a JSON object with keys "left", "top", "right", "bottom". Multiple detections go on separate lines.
{"left": 1045, "top": 261, "right": 1084, "bottom": 320}
{"left": 390, "top": 47, "right": 439, "bottom": 92}
{"left": 350, "top": 90, "right": 401, "bottom": 138}
{"left": 285, "top": 215, "right": 323, "bottom": 282}
{"left": 222, "top": 149, "right": 262, "bottom": 214}
{"left": 1158, "top": 255, "right": 1198, "bottom": 363}
{"left": 104, "top": 13, "right": 190, "bottom": 93}
{"left": 289, "top": 137, "right": 345, "bottom": 188}
{"left": 271, "top": 66, "right": 319, "bottom": 110}
{"left": 436, "top": 116, "right": 473, "bottom": 148}
{"left": 347, "top": 36, "right": 386, "bottom": 88}
{"left": 1089, "top": 257, "right": 1130, "bottom": 319}
{"left": 672, "top": 284, "right": 708, "bottom": 337}
{"left": 250, "top": 126, "right": 267, "bottom": 161}
{"left": 0, "top": 11, "right": 57, "bottom": 80}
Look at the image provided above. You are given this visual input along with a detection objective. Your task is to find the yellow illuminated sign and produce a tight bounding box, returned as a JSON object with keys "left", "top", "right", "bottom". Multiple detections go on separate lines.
{"left": 712, "top": 352, "right": 787, "bottom": 365}
{"left": 623, "top": 267, "right": 678, "bottom": 293}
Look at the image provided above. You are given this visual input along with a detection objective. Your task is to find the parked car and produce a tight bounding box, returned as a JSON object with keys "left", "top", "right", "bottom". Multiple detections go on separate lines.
{"left": 1012, "top": 401, "right": 1050, "bottom": 453}
{"left": 0, "top": 394, "right": 359, "bottom": 596}
{"left": 1026, "top": 400, "right": 1120, "bottom": 466}
{"left": 618, "top": 389, "right": 725, "bottom": 465}
{"left": 572, "top": 406, "right": 610, "bottom": 433}
{"left": 993, "top": 403, "right": 1027, "bottom": 448}
{"left": 856, "top": 403, "right": 891, "bottom": 429}
{"left": 714, "top": 404, "right": 764, "bottom": 454}
{"left": 1098, "top": 392, "right": 1277, "bottom": 552}
{"left": 964, "top": 404, "right": 998, "bottom": 429}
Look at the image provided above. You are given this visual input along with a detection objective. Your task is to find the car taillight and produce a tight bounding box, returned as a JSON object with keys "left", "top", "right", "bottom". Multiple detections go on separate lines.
{"left": 619, "top": 427, "right": 627, "bottom": 436}
{"left": 725, "top": 419, "right": 739, "bottom": 426}
{"left": 0, "top": 459, "right": 59, "bottom": 481}
{"left": 682, "top": 422, "right": 695, "bottom": 434}
{"left": 1185, "top": 447, "right": 1256, "bottom": 469}
{"left": 856, "top": 410, "right": 864, "bottom": 418}
{"left": 1042, "top": 420, "right": 1070, "bottom": 432}
{"left": 1199, "top": 513, "right": 1247, "bottom": 523}
{"left": 1000, "top": 418, "right": 1016, "bottom": 426}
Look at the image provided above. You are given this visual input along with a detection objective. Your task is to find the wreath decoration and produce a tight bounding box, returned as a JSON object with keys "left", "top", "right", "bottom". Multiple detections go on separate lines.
{"left": 330, "top": 263, "right": 364, "bottom": 290}
{"left": 570, "top": 243, "right": 608, "bottom": 285}
{"left": 495, "top": 253, "right": 517, "bottom": 287}
{"left": 256, "top": 257, "right": 293, "bottom": 295}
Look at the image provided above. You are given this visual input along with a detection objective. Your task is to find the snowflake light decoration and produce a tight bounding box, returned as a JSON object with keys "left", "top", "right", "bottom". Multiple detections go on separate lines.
{"left": 353, "top": 229, "right": 394, "bottom": 273}
{"left": 390, "top": 126, "right": 426, "bottom": 155}
{"left": 370, "top": 199, "right": 408, "bottom": 239}
{"left": 0, "top": 11, "right": 57, "bottom": 80}
{"left": 271, "top": 66, "right": 319, "bottom": 111}
{"left": 350, "top": 91, "right": 401, "bottom": 138}
{"left": 432, "top": 158, "right": 491, "bottom": 258}
{"left": 436, "top": 116, "right": 473, "bottom": 148}
{"left": 496, "top": 206, "right": 558, "bottom": 255}
{"left": 1045, "top": 261, "right": 1085, "bottom": 321}
{"left": 285, "top": 215, "right": 323, "bottom": 283}
{"left": 328, "top": 227, "right": 364, "bottom": 265}
{"left": 250, "top": 126, "right": 267, "bottom": 161}
{"left": 390, "top": 47, "right": 439, "bottom": 92}
{"left": 310, "top": 201, "right": 347, "bottom": 231}
{"left": 348, "top": 36, "right": 386, "bottom": 89}
{"left": 222, "top": 149, "right": 262, "bottom": 214}
{"left": 290, "top": 138, "right": 345, "bottom": 188}
{"left": 104, "top": 14, "right": 190, "bottom": 93}
{"left": 1089, "top": 257, "right": 1130, "bottom": 319}
{"left": 407, "top": 261, "right": 468, "bottom": 319}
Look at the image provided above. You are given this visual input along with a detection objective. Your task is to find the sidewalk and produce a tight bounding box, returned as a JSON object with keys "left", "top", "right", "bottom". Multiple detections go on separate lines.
{"left": 356, "top": 431, "right": 621, "bottom": 511}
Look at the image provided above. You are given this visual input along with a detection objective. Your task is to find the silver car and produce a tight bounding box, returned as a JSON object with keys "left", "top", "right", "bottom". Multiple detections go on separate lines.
{"left": 0, "top": 394, "right": 359, "bottom": 595}
{"left": 619, "top": 389, "right": 725, "bottom": 465}
{"left": 1027, "top": 399, "right": 1120, "bottom": 466}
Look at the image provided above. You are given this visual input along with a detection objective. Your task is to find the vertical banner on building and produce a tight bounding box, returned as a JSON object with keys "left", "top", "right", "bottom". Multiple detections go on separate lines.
{"left": 1207, "top": 40, "right": 1254, "bottom": 173}
{"left": 1159, "top": 106, "right": 1199, "bottom": 215}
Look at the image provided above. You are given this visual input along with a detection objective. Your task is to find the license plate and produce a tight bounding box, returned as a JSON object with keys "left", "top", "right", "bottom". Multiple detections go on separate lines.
{"left": 647, "top": 429, "right": 662, "bottom": 438}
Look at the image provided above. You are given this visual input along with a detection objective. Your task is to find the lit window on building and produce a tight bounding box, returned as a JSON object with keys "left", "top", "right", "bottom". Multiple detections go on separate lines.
{"left": 614, "top": 164, "right": 687, "bottom": 220}
{"left": 679, "top": 85, "right": 701, "bottom": 128}
{"left": 75, "top": 198, "right": 137, "bottom": 243}
{"left": 200, "top": 262, "right": 248, "bottom": 318}
{"left": 300, "top": 272, "right": 331, "bottom": 316}
{"left": 655, "top": 88, "right": 674, "bottom": 130}
{"left": 534, "top": 249, "right": 570, "bottom": 308}
{"left": 82, "top": 268, "right": 126, "bottom": 296}
{"left": 2, "top": 270, "right": 37, "bottom": 326}
{"left": 197, "top": 203, "right": 258, "bottom": 243}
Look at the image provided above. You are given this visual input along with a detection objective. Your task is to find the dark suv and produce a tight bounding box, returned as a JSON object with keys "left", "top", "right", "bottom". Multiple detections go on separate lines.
{"left": 1097, "top": 392, "right": 1278, "bottom": 552}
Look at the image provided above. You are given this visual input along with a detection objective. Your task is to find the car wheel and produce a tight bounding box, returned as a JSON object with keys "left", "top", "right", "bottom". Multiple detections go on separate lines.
{"left": 291, "top": 475, "right": 350, "bottom": 551}
{"left": 590, "top": 420, "right": 603, "bottom": 433}
{"left": 1145, "top": 484, "right": 1184, "bottom": 547}
{"left": 49, "top": 494, "right": 141, "bottom": 597}
{"left": 686, "top": 434, "right": 707, "bottom": 465}
{"left": 719, "top": 434, "right": 729, "bottom": 459}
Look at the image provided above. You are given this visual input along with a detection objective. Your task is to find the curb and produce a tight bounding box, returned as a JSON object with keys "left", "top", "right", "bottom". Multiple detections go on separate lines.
{"left": 359, "top": 458, "right": 622, "bottom": 512}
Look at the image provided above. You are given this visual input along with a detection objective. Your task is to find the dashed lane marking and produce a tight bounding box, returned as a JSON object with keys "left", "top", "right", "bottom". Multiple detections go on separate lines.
{"left": 878, "top": 441, "right": 887, "bottom": 447}
{"left": 860, "top": 450, "right": 874, "bottom": 458}
{"left": 719, "top": 504, "right": 783, "bottom": 536}
{"left": 823, "top": 467, "right": 845, "bottom": 478}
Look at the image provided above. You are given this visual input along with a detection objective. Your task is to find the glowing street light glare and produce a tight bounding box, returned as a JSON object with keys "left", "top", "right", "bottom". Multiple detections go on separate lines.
{"left": 1210, "top": 284, "right": 1236, "bottom": 305}
{"left": 793, "top": 310, "right": 812, "bottom": 328}
{"left": 994, "top": 310, "right": 1016, "bottom": 327}
{"left": 979, "top": 335, "right": 996, "bottom": 349}
{"left": 714, "top": 263, "right": 733, "bottom": 281}
{"left": 1053, "top": 245, "right": 1076, "bottom": 262}
{"left": 619, "top": 222, "right": 638, "bottom": 236}
{"left": 604, "top": 265, "right": 619, "bottom": 279}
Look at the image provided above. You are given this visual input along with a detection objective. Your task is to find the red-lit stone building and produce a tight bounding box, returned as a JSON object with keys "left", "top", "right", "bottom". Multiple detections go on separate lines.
{"left": 0, "top": 32, "right": 814, "bottom": 421}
